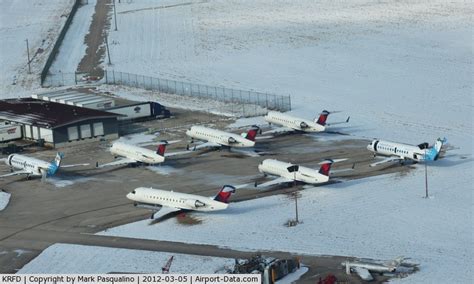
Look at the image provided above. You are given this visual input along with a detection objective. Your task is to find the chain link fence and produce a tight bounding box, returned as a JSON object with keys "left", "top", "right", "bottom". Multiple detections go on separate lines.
{"left": 105, "top": 70, "right": 291, "bottom": 113}
{"left": 42, "top": 70, "right": 292, "bottom": 117}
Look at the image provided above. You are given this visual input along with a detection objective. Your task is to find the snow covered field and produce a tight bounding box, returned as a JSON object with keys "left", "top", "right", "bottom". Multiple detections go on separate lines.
{"left": 18, "top": 244, "right": 234, "bottom": 273}
{"left": 0, "top": 191, "right": 11, "bottom": 211}
{"left": 0, "top": 0, "right": 74, "bottom": 97}
{"left": 99, "top": 0, "right": 472, "bottom": 283}
{"left": 1, "top": 0, "right": 471, "bottom": 281}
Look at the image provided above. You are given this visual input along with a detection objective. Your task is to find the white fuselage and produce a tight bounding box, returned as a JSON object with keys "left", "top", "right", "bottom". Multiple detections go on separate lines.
{"left": 110, "top": 142, "right": 164, "bottom": 164}
{"left": 264, "top": 111, "right": 325, "bottom": 132}
{"left": 258, "top": 159, "right": 329, "bottom": 184}
{"left": 127, "top": 187, "right": 228, "bottom": 211}
{"left": 5, "top": 154, "right": 52, "bottom": 176}
{"left": 367, "top": 140, "right": 428, "bottom": 162}
{"left": 186, "top": 126, "right": 255, "bottom": 148}
{"left": 345, "top": 262, "right": 396, "bottom": 273}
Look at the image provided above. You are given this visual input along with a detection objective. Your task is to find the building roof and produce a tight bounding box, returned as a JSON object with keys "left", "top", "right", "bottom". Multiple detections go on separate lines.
{"left": 0, "top": 98, "right": 121, "bottom": 129}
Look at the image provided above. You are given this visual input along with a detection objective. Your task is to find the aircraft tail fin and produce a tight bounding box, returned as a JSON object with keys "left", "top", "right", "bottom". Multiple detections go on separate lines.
{"left": 315, "top": 110, "right": 330, "bottom": 126}
{"left": 156, "top": 140, "right": 168, "bottom": 157}
{"left": 318, "top": 159, "right": 334, "bottom": 176}
{"left": 48, "top": 152, "right": 63, "bottom": 175}
{"left": 245, "top": 125, "right": 260, "bottom": 141}
{"left": 52, "top": 152, "right": 63, "bottom": 167}
{"left": 214, "top": 185, "right": 236, "bottom": 203}
{"left": 425, "top": 137, "right": 447, "bottom": 161}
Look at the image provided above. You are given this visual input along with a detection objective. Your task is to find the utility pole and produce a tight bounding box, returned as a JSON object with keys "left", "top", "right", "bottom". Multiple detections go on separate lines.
{"left": 293, "top": 167, "right": 299, "bottom": 224}
{"left": 113, "top": 0, "right": 118, "bottom": 31}
{"left": 424, "top": 149, "right": 429, "bottom": 198}
{"left": 105, "top": 35, "right": 112, "bottom": 65}
{"left": 25, "top": 39, "right": 31, "bottom": 73}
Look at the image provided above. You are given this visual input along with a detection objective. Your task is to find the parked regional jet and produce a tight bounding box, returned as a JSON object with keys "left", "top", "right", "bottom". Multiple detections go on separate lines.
{"left": 0, "top": 152, "right": 88, "bottom": 181}
{"left": 96, "top": 141, "right": 168, "bottom": 168}
{"left": 367, "top": 137, "right": 446, "bottom": 167}
{"left": 263, "top": 110, "right": 349, "bottom": 134}
{"left": 185, "top": 125, "right": 260, "bottom": 150}
{"left": 255, "top": 159, "right": 334, "bottom": 188}
{"left": 343, "top": 256, "right": 406, "bottom": 281}
{"left": 127, "top": 185, "right": 236, "bottom": 219}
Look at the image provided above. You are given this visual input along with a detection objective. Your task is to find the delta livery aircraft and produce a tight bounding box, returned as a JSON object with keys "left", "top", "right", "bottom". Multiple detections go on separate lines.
{"left": 263, "top": 110, "right": 349, "bottom": 134}
{"left": 255, "top": 159, "right": 334, "bottom": 188}
{"left": 1, "top": 152, "right": 88, "bottom": 180}
{"left": 367, "top": 137, "right": 446, "bottom": 167}
{"left": 96, "top": 141, "right": 168, "bottom": 168}
{"left": 127, "top": 185, "right": 236, "bottom": 219}
{"left": 185, "top": 125, "right": 260, "bottom": 150}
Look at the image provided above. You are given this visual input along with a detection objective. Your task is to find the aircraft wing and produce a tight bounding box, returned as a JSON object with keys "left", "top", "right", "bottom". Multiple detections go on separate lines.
{"left": 262, "top": 127, "right": 294, "bottom": 135}
{"left": 164, "top": 150, "right": 193, "bottom": 157}
{"left": 188, "top": 141, "right": 221, "bottom": 151}
{"left": 61, "top": 163, "right": 90, "bottom": 168}
{"left": 255, "top": 177, "right": 294, "bottom": 189}
{"left": 370, "top": 156, "right": 403, "bottom": 167}
{"left": 97, "top": 158, "right": 137, "bottom": 168}
{"left": 229, "top": 148, "right": 261, "bottom": 157}
{"left": 0, "top": 170, "right": 32, "bottom": 178}
{"left": 353, "top": 267, "right": 374, "bottom": 281}
{"left": 326, "top": 116, "right": 350, "bottom": 126}
{"left": 152, "top": 206, "right": 183, "bottom": 220}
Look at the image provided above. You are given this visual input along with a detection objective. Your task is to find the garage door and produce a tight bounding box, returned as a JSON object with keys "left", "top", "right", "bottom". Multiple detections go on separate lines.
{"left": 32, "top": 127, "right": 40, "bottom": 139}
{"left": 67, "top": 126, "right": 79, "bottom": 141}
{"left": 93, "top": 122, "right": 104, "bottom": 136}
{"left": 80, "top": 124, "right": 91, "bottom": 138}
{"left": 40, "top": 128, "right": 53, "bottom": 143}
{"left": 24, "top": 125, "right": 32, "bottom": 139}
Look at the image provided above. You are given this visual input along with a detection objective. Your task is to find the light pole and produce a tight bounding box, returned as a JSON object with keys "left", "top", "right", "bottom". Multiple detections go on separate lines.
{"left": 294, "top": 170, "right": 299, "bottom": 224}
{"left": 25, "top": 39, "right": 31, "bottom": 73}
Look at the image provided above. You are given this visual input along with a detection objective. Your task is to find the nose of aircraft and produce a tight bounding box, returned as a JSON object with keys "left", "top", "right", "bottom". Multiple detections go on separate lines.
{"left": 126, "top": 192, "right": 135, "bottom": 201}
{"left": 367, "top": 142, "right": 374, "bottom": 151}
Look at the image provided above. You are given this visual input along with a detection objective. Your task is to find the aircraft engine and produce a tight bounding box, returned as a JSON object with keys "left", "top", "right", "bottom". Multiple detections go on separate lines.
{"left": 418, "top": 142, "right": 429, "bottom": 149}
{"left": 228, "top": 137, "right": 237, "bottom": 144}
{"left": 300, "top": 122, "right": 309, "bottom": 128}
{"left": 185, "top": 199, "right": 206, "bottom": 208}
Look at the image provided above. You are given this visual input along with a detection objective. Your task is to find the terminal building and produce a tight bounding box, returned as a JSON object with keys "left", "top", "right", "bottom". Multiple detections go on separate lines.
{"left": 0, "top": 98, "right": 121, "bottom": 147}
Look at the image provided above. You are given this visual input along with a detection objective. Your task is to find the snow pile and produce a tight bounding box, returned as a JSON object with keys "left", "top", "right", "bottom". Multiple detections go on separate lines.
{"left": 18, "top": 243, "right": 234, "bottom": 274}
{"left": 46, "top": 176, "right": 95, "bottom": 188}
{"left": 0, "top": 191, "right": 11, "bottom": 211}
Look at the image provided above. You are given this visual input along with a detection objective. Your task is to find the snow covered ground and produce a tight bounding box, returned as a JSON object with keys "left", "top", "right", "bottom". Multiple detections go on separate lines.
{"left": 18, "top": 243, "right": 234, "bottom": 273}
{"left": 0, "top": 0, "right": 74, "bottom": 98}
{"left": 0, "top": 191, "right": 11, "bottom": 211}
{"left": 98, "top": 84, "right": 267, "bottom": 117}
{"left": 98, "top": 0, "right": 473, "bottom": 283}
{"left": 2, "top": 0, "right": 471, "bottom": 281}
